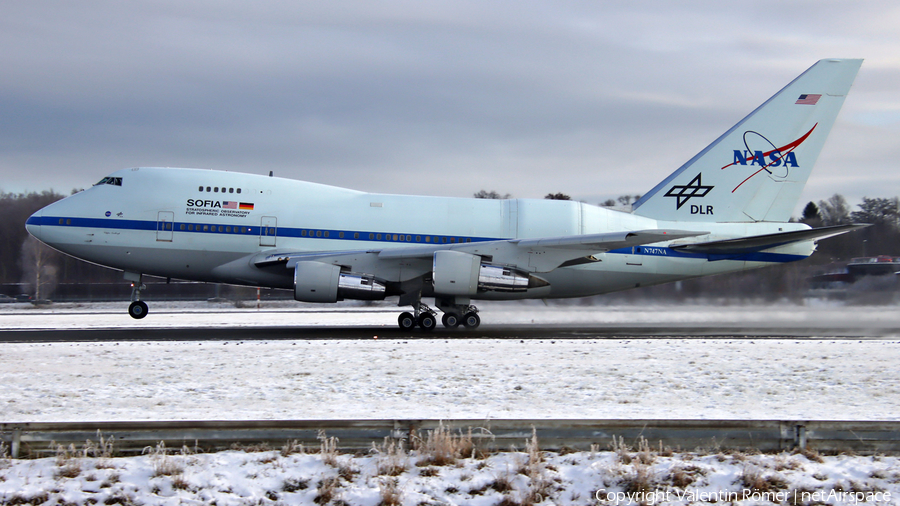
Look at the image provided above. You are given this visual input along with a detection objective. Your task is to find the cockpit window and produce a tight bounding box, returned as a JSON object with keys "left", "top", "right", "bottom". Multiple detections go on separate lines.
{"left": 93, "top": 177, "right": 123, "bottom": 186}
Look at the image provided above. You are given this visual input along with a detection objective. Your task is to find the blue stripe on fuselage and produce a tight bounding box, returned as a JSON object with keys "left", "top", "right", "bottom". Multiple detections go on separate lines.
{"left": 35, "top": 216, "right": 806, "bottom": 263}
{"left": 606, "top": 246, "right": 806, "bottom": 263}
{"left": 36, "top": 216, "right": 498, "bottom": 245}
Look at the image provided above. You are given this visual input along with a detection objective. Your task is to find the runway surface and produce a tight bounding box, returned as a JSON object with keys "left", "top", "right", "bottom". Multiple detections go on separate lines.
{"left": 2, "top": 301, "right": 900, "bottom": 341}
{"left": 3, "top": 323, "right": 900, "bottom": 342}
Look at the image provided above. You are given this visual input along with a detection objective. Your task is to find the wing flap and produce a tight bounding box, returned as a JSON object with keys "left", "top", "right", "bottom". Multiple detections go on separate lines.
{"left": 511, "top": 229, "right": 707, "bottom": 250}
{"left": 670, "top": 224, "right": 868, "bottom": 255}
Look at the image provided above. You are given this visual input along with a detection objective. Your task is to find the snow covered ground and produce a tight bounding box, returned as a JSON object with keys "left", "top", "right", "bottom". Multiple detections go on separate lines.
{"left": 1, "top": 302, "right": 899, "bottom": 421}
{"left": 1, "top": 441, "right": 897, "bottom": 505}
{"left": 2, "top": 302, "right": 899, "bottom": 504}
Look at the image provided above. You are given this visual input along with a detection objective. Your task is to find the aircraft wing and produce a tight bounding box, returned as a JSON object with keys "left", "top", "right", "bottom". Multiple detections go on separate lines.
{"left": 254, "top": 229, "right": 707, "bottom": 273}
{"left": 670, "top": 224, "right": 868, "bottom": 255}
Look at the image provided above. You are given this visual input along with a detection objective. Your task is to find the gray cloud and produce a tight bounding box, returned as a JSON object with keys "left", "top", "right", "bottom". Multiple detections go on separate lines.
{"left": 1, "top": 1, "right": 898, "bottom": 213}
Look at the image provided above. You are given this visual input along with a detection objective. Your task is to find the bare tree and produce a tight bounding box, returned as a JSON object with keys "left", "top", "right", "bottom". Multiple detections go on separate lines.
{"left": 544, "top": 192, "right": 571, "bottom": 200}
{"left": 850, "top": 197, "right": 899, "bottom": 227}
{"left": 19, "top": 236, "right": 60, "bottom": 300}
{"left": 616, "top": 194, "right": 642, "bottom": 207}
{"left": 473, "top": 190, "right": 511, "bottom": 199}
{"left": 817, "top": 194, "right": 851, "bottom": 226}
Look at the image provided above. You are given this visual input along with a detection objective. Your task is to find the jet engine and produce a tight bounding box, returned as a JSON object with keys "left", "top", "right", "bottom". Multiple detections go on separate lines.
{"left": 432, "top": 250, "right": 548, "bottom": 296}
{"left": 293, "top": 261, "right": 387, "bottom": 303}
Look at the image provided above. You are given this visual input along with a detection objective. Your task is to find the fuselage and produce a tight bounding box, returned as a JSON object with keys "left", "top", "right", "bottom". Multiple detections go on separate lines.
{"left": 26, "top": 167, "right": 813, "bottom": 300}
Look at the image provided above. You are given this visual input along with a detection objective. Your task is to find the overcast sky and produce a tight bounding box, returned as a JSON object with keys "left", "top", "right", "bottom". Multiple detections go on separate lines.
{"left": 2, "top": 1, "right": 898, "bottom": 213}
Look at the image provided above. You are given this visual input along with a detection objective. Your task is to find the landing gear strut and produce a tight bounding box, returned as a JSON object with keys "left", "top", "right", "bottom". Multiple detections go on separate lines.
{"left": 396, "top": 295, "right": 481, "bottom": 331}
{"left": 397, "top": 302, "right": 438, "bottom": 331}
{"left": 435, "top": 298, "right": 480, "bottom": 329}
{"left": 126, "top": 272, "right": 148, "bottom": 319}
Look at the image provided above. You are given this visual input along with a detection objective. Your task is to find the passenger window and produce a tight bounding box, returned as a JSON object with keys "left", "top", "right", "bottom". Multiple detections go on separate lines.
{"left": 425, "top": 236, "right": 431, "bottom": 243}
{"left": 214, "top": 187, "right": 218, "bottom": 192}
{"left": 324, "top": 231, "right": 330, "bottom": 238}
{"left": 376, "top": 234, "right": 382, "bottom": 240}
{"left": 59, "top": 219, "right": 64, "bottom": 225}
{"left": 301, "top": 230, "right": 307, "bottom": 237}
{"left": 188, "top": 224, "right": 193, "bottom": 231}
{"left": 237, "top": 188, "right": 241, "bottom": 194}
{"left": 338, "top": 232, "right": 344, "bottom": 238}
{"left": 180, "top": 224, "right": 185, "bottom": 230}
{"left": 203, "top": 225, "right": 209, "bottom": 231}
{"left": 166, "top": 223, "right": 172, "bottom": 230}
{"left": 369, "top": 233, "right": 374, "bottom": 239}
{"left": 226, "top": 226, "right": 231, "bottom": 232}
{"left": 199, "top": 186, "right": 204, "bottom": 191}
{"left": 67, "top": 219, "right": 71, "bottom": 225}
{"left": 354, "top": 233, "right": 359, "bottom": 239}
{"left": 229, "top": 188, "right": 233, "bottom": 193}
{"left": 206, "top": 187, "right": 211, "bottom": 192}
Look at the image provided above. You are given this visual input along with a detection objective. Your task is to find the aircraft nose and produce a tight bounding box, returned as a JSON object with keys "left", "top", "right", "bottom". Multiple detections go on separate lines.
{"left": 25, "top": 209, "right": 43, "bottom": 241}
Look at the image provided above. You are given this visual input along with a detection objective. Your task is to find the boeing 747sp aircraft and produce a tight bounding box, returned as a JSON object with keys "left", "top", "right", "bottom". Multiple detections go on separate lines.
{"left": 26, "top": 59, "right": 866, "bottom": 330}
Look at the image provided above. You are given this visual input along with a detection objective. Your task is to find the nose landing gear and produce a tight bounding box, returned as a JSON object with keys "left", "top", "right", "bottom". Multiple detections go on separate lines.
{"left": 128, "top": 300, "right": 148, "bottom": 319}
{"left": 125, "top": 272, "right": 148, "bottom": 319}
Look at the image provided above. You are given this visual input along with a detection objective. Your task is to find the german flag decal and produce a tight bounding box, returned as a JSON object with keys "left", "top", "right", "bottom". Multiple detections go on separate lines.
{"left": 239, "top": 202, "right": 254, "bottom": 210}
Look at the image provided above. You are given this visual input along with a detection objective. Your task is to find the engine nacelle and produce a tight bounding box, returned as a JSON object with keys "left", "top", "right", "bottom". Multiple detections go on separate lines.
{"left": 432, "top": 250, "right": 548, "bottom": 296}
{"left": 293, "top": 262, "right": 386, "bottom": 303}
{"left": 477, "top": 263, "right": 536, "bottom": 292}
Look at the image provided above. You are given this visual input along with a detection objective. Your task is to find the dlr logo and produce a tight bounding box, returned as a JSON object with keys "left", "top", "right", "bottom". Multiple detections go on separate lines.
{"left": 691, "top": 205, "right": 713, "bottom": 215}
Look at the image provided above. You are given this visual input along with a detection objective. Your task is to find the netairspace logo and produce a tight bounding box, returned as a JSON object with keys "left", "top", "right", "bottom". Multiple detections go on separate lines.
{"left": 594, "top": 488, "right": 891, "bottom": 504}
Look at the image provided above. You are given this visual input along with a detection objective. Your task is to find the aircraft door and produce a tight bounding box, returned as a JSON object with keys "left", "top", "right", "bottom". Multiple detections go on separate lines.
{"left": 260, "top": 216, "right": 277, "bottom": 247}
{"left": 157, "top": 211, "right": 174, "bottom": 242}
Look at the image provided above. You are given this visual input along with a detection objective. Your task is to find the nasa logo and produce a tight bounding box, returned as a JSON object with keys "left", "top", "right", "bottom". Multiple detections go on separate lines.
{"left": 104, "top": 211, "right": 111, "bottom": 217}
{"left": 732, "top": 150, "right": 798, "bottom": 168}
{"left": 721, "top": 125, "right": 816, "bottom": 193}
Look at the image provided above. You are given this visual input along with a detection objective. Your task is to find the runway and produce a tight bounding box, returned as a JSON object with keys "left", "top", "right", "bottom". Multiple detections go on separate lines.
{"left": 2, "top": 322, "right": 900, "bottom": 343}
{"left": 2, "top": 301, "right": 900, "bottom": 341}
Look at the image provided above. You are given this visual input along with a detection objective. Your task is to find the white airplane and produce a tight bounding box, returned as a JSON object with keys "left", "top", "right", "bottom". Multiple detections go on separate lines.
{"left": 26, "top": 59, "right": 866, "bottom": 330}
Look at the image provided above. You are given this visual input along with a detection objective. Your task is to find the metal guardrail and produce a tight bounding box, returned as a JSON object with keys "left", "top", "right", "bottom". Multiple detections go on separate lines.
{"left": 2, "top": 419, "right": 898, "bottom": 458}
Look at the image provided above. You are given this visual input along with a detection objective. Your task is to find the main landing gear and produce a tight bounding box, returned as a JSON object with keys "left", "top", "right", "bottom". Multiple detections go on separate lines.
{"left": 397, "top": 302, "right": 480, "bottom": 331}
{"left": 126, "top": 272, "right": 148, "bottom": 319}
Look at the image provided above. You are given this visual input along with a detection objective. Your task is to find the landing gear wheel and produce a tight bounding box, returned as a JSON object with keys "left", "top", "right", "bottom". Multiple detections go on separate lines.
{"left": 441, "top": 313, "right": 460, "bottom": 329}
{"left": 462, "top": 312, "right": 480, "bottom": 329}
{"left": 128, "top": 301, "right": 148, "bottom": 319}
{"left": 418, "top": 313, "right": 437, "bottom": 331}
{"left": 398, "top": 312, "right": 416, "bottom": 330}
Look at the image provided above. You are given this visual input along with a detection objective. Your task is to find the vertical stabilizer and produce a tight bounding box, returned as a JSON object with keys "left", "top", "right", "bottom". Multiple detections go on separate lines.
{"left": 632, "top": 59, "right": 862, "bottom": 223}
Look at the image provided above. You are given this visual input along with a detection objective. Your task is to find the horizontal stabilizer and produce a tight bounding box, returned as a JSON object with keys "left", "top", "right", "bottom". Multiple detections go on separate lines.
{"left": 671, "top": 224, "right": 868, "bottom": 255}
